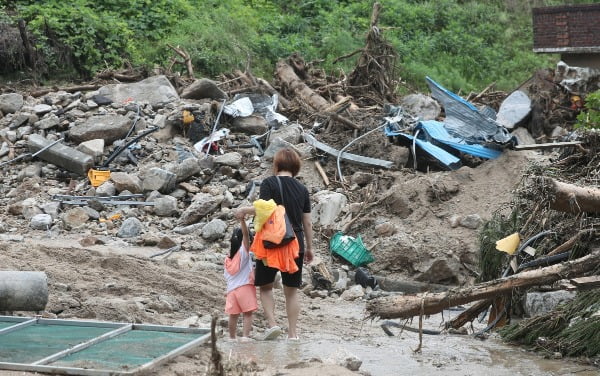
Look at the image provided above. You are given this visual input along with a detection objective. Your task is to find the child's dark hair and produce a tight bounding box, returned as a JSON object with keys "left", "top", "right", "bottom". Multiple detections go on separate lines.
{"left": 230, "top": 227, "right": 243, "bottom": 258}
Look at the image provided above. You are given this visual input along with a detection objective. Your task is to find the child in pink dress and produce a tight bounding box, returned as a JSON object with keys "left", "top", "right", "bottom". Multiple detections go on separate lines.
{"left": 224, "top": 219, "right": 257, "bottom": 340}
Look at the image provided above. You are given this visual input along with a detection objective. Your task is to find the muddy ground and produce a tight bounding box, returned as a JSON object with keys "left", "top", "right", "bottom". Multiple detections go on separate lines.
{"left": 3, "top": 145, "right": 596, "bottom": 375}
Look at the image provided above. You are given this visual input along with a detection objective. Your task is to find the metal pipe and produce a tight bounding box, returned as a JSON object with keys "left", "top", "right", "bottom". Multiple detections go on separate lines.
{"left": 205, "top": 99, "right": 227, "bottom": 157}
{"left": 336, "top": 124, "right": 385, "bottom": 182}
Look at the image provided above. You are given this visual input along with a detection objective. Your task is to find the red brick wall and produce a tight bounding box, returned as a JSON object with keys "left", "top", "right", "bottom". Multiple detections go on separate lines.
{"left": 533, "top": 4, "right": 600, "bottom": 49}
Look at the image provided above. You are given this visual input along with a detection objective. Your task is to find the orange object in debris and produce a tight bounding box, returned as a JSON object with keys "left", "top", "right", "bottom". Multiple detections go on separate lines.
{"left": 183, "top": 110, "right": 194, "bottom": 125}
{"left": 88, "top": 169, "right": 111, "bottom": 187}
{"left": 99, "top": 213, "right": 122, "bottom": 222}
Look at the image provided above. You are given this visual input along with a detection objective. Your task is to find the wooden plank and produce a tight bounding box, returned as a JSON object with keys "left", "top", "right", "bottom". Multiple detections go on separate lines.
{"left": 514, "top": 141, "right": 582, "bottom": 150}
{"left": 570, "top": 275, "right": 600, "bottom": 288}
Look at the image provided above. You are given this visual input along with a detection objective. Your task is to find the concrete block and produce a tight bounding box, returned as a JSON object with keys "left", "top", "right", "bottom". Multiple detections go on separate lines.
{"left": 28, "top": 134, "right": 94, "bottom": 176}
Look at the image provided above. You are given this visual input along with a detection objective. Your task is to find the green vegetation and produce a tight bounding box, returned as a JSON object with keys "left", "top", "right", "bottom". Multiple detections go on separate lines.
{"left": 575, "top": 90, "right": 600, "bottom": 130}
{"left": 0, "top": 0, "right": 592, "bottom": 90}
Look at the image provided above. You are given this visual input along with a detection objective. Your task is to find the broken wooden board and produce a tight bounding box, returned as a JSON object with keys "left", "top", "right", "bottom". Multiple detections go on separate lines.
{"left": 514, "top": 141, "right": 582, "bottom": 150}
{"left": 304, "top": 133, "right": 393, "bottom": 169}
{"left": 570, "top": 275, "right": 600, "bottom": 289}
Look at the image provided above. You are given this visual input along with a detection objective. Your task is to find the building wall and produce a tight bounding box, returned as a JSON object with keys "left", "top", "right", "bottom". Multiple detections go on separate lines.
{"left": 533, "top": 4, "right": 600, "bottom": 51}
{"left": 562, "top": 53, "right": 600, "bottom": 69}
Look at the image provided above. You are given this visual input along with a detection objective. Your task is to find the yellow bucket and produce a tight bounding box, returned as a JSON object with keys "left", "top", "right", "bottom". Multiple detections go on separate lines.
{"left": 88, "top": 169, "right": 111, "bottom": 187}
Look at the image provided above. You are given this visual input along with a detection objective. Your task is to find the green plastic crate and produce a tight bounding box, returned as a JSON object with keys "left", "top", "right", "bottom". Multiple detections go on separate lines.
{"left": 330, "top": 232, "right": 374, "bottom": 267}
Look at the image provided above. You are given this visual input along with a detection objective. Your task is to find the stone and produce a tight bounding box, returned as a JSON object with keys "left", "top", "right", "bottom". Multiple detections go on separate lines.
{"left": 62, "top": 207, "right": 90, "bottom": 230}
{"left": 90, "top": 94, "right": 113, "bottom": 106}
{"left": 69, "top": 114, "right": 131, "bottom": 144}
{"left": 416, "top": 258, "right": 460, "bottom": 284}
{"left": 173, "top": 223, "right": 204, "bottom": 235}
{"left": 448, "top": 214, "right": 461, "bottom": 228}
{"left": 33, "top": 104, "right": 53, "bottom": 116}
{"left": 0, "top": 93, "right": 24, "bottom": 114}
{"left": 374, "top": 222, "right": 396, "bottom": 236}
{"left": 201, "top": 218, "right": 227, "bottom": 241}
{"left": 34, "top": 114, "right": 60, "bottom": 130}
{"left": 178, "top": 193, "right": 224, "bottom": 225}
{"left": 524, "top": 291, "right": 576, "bottom": 317}
{"left": 81, "top": 206, "right": 100, "bottom": 220}
{"left": 40, "top": 201, "right": 61, "bottom": 219}
{"left": 351, "top": 172, "right": 374, "bottom": 187}
{"left": 77, "top": 139, "right": 105, "bottom": 162}
{"left": 157, "top": 236, "right": 178, "bottom": 249}
{"left": 117, "top": 217, "right": 143, "bottom": 238}
{"left": 98, "top": 75, "right": 179, "bottom": 108}
{"left": 154, "top": 195, "right": 178, "bottom": 217}
{"left": 459, "top": 214, "right": 482, "bottom": 229}
{"left": 17, "top": 164, "right": 42, "bottom": 181}
{"left": 0, "top": 142, "right": 8, "bottom": 158}
{"left": 110, "top": 172, "right": 142, "bottom": 193}
{"left": 400, "top": 93, "right": 441, "bottom": 120}
{"left": 551, "top": 126, "right": 567, "bottom": 139}
{"left": 170, "top": 157, "right": 201, "bottom": 183}
{"left": 511, "top": 127, "right": 536, "bottom": 146}
{"left": 267, "top": 123, "right": 303, "bottom": 145}
{"left": 496, "top": 90, "right": 531, "bottom": 129}
{"left": 142, "top": 167, "right": 176, "bottom": 194}
{"left": 180, "top": 78, "right": 227, "bottom": 100}
{"left": 96, "top": 181, "right": 116, "bottom": 197}
{"left": 9, "top": 113, "right": 29, "bottom": 129}
{"left": 333, "top": 269, "right": 348, "bottom": 290}
{"left": 230, "top": 115, "right": 269, "bottom": 135}
{"left": 214, "top": 152, "right": 242, "bottom": 168}
{"left": 340, "top": 285, "right": 364, "bottom": 301}
{"left": 30, "top": 214, "right": 53, "bottom": 230}
{"left": 21, "top": 198, "right": 42, "bottom": 220}
{"left": 263, "top": 137, "right": 295, "bottom": 160}
{"left": 311, "top": 190, "right": 347, "bottom": 227}
{"left": 28, "top": 134, "right": 94, "bottom": 176}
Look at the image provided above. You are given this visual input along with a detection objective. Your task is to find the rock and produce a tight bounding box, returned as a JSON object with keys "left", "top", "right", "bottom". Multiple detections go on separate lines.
{"left": 267, "top": 123, "right": 302, "bottom": 145}
{"left": 157, "top": 236, "right": 178, "bottom": 249}
{"left": 511, "top": 127, "right": 536, "bottom": 146}
{"left": 90, "top": 94, "right": 113, "bottom": 106}
{"left": 400, "top": 93, "right": 441, "bottom": 120}
{"left": 62, "top": 207, "right": 90, "bottom": 230}
{"left": 117, "top": 217, "right": 143, "bottom": 238}
{"left": 448, "top": 214, "right": 461, "bottom": 228}
{"left": 214, "top": 152, "right": 242, "bottom": 168}
{"left": 0, "top": 142, "right": 8, "bottom": 157}
{"left": 551, "top": 126, "right": 567, "bottom": 139}
{"left": 21, "top": 198, "right": 42, "bottom": 220}
{"left": 17, "top": 164, "right": 42, "bottom": 181}
{"left": 33, "top": 104, "right": 53, "bottom": 116}
{"left": 179, "top": 193, "right": 224, "bottom": 225}
{"left": 30, "top": 214, "right": 53, "bottom": 230}
{"left": 374, "top": 222, "right": 396, "bottom": 236}
{"left": 496, "top": 90, "right": 531, "bottom": 130}
{"left": 17, "top": 125, "right": 33, "bottom": 139}
{"left": 81, "top": 206, "right": 100, "bottom": 220}
{"left": 0, "top": 93, "right": 24, "bottom": 114}
{"left": 40, "top": 201, "right": 61, "bottom": 219}
{"left": 142, "top": 167, "right": 176, "bottom": 194}
{"left": 230, "top": 115, "right": 269, "bottom": 135}
{"left": 110, "top": 172, "right": 142, "bottom": 193}
{"left": 201, "top": 218, "right": 227, "bottom": 241}
{"left": 77, "top": 139, "right": 105, "bottom": 162}
{"left": 263, "top": 137, "right": 296, "bottom": 160}
{"left": 70, "top": 114, "right": 132, "bottom": 144}
{"left": 311, "top": 191, "right": 347, "bottom": 227}
{"left": 170, "top": 157, "right": 201, "bottom": 183}
{"left": 99, "top": 75, "right": 179, "bottom": 108}
{"left": 28, "top": 134, "right": 94, "bottom": 176}
{"left": 459, "top": 214, "right": 482, "bottom": 229}
{"left": 382, "top": 189, "right": 413, "bottom": 219}
{"left": 416, "top": 258, "right": 460, "bottom": 284}
{"left": 79, "top": 236, "right": 100, "bottom": 247}
{"left": 35, "top": 114, "right": 60, "bottom": 130}
{"left": 154, "top": 195, "right": 178, "bottom": 217}
{"left": 351, "top": 172, "right": 374, "bottom": 187}
{"left": 340, "top": 285, "right": 364, "bottom": 301}
{"left": 524, "top": 291, "right": 576, "bottom": 317}
{"left": 96, "top": 181, "right": 117, "bottom": 197}
{"left": 333, "top": 268, "right": 348, "bottom": 290}
{"left": 180, "top": 78, "right": 227, "bottom": 100}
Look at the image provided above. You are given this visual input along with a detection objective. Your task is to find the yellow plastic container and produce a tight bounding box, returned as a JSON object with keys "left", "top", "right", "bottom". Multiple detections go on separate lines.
{"left": 88, "top": 169, "right": 111, "bottom": 187}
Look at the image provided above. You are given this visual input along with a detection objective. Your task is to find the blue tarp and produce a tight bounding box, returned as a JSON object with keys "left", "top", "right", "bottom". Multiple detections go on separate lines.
{"left": 426, "top": 77, "right": 513, "bottom": 145}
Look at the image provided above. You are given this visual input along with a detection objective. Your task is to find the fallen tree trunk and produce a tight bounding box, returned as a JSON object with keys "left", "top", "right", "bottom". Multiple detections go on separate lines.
{"left": 276, "top": 60, "right": 329, "bottom": 111}
{"left": 367, "top": 250, "right": 600, "bottom": 320}
{"left": 544, "top": 178, "right": 600, "bottom": 213}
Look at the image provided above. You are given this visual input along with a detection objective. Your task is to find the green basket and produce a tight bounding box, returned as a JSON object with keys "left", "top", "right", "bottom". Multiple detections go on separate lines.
{"left": 329, "top": 232, "right": 374, "bottom": 267}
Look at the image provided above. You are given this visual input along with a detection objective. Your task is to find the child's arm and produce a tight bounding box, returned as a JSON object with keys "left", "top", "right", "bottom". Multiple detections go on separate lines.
{"left": 240, "top": 219, "right": 250, "bottom": 251}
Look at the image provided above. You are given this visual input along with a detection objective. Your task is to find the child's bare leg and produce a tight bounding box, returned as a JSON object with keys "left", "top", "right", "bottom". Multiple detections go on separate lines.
{"left": 228, "top": 314, "right": 240, "bottom": 339}
{"left": 242, "top": 312, "right": 253, "bottom": 337}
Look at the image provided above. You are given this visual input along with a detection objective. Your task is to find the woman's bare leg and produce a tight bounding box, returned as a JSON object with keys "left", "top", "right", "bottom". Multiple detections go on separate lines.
{"left": 283, "top": 286, "right": 299, "bottom": 338}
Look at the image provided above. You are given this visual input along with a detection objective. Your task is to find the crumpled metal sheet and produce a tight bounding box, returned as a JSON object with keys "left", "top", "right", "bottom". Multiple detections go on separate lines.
{"left": 426, "top": 77, "right": 512, "bottom": 145}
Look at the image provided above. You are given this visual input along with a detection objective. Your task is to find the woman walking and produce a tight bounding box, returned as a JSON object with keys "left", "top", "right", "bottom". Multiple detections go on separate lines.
{"left": 234, "top": 147, "right": 313, "bottom": 340}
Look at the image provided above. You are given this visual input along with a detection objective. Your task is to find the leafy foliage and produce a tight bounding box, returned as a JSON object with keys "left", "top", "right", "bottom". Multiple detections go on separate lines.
{"left": 575, "top": 90, "right": 600, "bottom": 130}
{"left": 1, "top": 0, "right": 582, "bottom": 90}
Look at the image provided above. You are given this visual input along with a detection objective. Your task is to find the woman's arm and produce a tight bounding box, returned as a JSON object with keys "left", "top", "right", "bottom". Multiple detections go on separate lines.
{"left": 233, "top": 206, "right": 256, "bottom": 220}
{"left": 240, "top": 219, "right": 250, "bottom": 251}
{"left": 302, "top": 212, "right": 314, "bottom": 264}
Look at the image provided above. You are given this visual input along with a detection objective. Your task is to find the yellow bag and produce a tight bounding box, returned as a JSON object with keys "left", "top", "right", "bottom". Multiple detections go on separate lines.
{"left": 252, "top": 199, "right": 277, "bottom": 232}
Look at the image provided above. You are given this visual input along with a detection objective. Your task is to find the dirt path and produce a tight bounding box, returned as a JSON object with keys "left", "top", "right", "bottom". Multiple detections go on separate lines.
{"left": 1, "top": 238, "right": 596, "bottom": 376}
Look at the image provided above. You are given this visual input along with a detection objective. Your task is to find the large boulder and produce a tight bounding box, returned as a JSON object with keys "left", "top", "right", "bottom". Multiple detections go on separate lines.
{"left": 69, "top": 114, "right": 131, "bottom": 144}
{"left": 178, "top": 193, "right": 224, "bottom": 225}
{"left": 110, "top": 172, "right": 143, "bottom": 194}
{"left": 524, "top": 291, "right": 576, "bottom": 317}
{"left": 201, "top": 219, "right": 227, "bottom": 241}
{"left": 98, "top": 75, "right": 179, "bottom": 108}
{"left": 180, "top": 78, "right": 227, "bottom": 100}
{"left": 0, "top": 93, "right": 24, "bottom": 114}
{"left": 230, "top": 115, "right": 269, "bottom": 135}
{"left": 268, "top": 123, "right": 302, "bottom": 145}
{"left": 142, "top": 168, "right": 176, "bottom": 194}
{"left": 311, "top": 191, "right": 347, "bottom": 227}
{"left": 496, "top": 90, "right": 531, "bottom": 130}
{"left": 400, "top": 93, "right": 441, "bottom": 120}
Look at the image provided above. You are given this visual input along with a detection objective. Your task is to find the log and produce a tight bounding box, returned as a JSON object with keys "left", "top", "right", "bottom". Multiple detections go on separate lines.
{"left": 366, "top": 250, "right": 600, "bottom": 320}
{"left": 0, "top": 271, "right": 48, "bottom": 311}
{"left": 545, "top": 178, "right": 600, "bottom": 213}
{"left": 314, "top": 161, "right": 330, "bottom": 186}
{"left": 275, "top": 60, "right": 329, "bottom": 111}
{"left": 445, "top": 299, "right": 491, "bottom": 329}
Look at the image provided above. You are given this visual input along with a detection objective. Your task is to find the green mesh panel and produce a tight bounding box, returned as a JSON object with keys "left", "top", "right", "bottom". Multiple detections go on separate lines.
{"left": 0, "top": 324, "right": 112, "bottom": 363}
{"left": 52, "top": 330, "right": 200, "bottom": 370}
{"left": 0, "top": 322, "right": 16, "bottom": 330}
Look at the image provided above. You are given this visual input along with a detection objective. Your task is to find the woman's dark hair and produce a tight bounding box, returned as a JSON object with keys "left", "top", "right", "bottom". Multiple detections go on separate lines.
{"left": 230, "top": 227, "right": 243, "bottom": 258}
{"left": 273, "top": 147, "right": 301, "bottom": 177}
